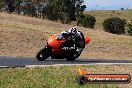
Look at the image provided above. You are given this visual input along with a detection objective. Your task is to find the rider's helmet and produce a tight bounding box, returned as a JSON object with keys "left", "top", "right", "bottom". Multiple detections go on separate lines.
{"left": 68, "top": 27, "right": 77, "bottom": 36}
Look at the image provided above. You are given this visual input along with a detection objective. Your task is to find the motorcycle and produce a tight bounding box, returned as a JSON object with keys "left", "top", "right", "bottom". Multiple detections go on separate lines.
{"left": 36, "top": 33, "right": 90, "bottom": 61}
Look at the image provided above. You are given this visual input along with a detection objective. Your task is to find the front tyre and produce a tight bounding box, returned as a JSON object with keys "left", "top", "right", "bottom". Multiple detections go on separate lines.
{"left": 36, "top": 46, "right": 51, "bottom": 61}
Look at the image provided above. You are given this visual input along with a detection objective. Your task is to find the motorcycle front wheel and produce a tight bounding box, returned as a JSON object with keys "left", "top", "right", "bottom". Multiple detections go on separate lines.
{"left": 36, "top": 46, "right": 51, "bottom": 61}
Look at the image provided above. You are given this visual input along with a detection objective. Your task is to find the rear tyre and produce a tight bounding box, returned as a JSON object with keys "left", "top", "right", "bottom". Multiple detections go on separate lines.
{"left": 66, "top": 51, "right": 80, "bottom": 61}
{"left": 66, "top": 57, "right": 76, "bottom": 61}
{"left": 66, "top": 54, "right": 79, "bottom": 61}
{"left": 36, "top": 47, "right": 51, "bottom": 61}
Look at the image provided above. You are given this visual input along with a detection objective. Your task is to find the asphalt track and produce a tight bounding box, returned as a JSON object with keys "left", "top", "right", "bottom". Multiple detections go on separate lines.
{"left": 0, "top": 56, "right": 132, "bottom": 67}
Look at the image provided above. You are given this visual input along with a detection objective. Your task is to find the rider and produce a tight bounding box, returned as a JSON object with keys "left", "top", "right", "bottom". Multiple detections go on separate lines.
{"left": 61, "top": 27, "right": 85, "bottom": 57}
{"left": 60, "top": 31, "right": 75, "bottom": 49}
{"left": 68, "top": 27, "right": 85, "bottom": 57}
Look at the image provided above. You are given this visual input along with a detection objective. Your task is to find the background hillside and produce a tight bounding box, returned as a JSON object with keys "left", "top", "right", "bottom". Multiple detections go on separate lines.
{"left": 0, "top": 13, "right": 132, "bottom": 60}
{"left": 85, "top": 9, "right": 132, "bottom": 29}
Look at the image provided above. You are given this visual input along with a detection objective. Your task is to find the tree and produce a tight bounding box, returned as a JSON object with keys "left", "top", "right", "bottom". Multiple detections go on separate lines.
{"left": 5, "top": 0, "right": 15, "bottom": 14}
{"left": 121, "top": 8, "right": 124, "bottom": 10}
{"left": 127, "top": 20, "right": 132, "bottom": 36}
{"left": 0, "top": 0, "right": 4, "bottom": 12}
{"left": 103, "top": 17, "right": 126, "bottom": 34}
{"left": 0, "top": 0, "right": 85, "bottom": 25}
{"left": 80, "top": 14, "right": 96, "bottom": 28}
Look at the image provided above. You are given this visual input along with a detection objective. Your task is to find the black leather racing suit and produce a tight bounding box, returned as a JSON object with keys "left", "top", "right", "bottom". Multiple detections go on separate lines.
{"left": 71, "top": 31, "right": 85, "bottom": 57}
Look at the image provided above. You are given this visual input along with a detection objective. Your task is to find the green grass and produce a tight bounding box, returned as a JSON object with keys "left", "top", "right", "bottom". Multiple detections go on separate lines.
{"left": 0, "top": 66, "right": 118, "bottom": 88}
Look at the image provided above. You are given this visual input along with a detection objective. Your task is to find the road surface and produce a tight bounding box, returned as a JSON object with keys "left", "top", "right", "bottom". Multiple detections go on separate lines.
{"left": 0, "top": 56, "right": 132, "bottom": 67}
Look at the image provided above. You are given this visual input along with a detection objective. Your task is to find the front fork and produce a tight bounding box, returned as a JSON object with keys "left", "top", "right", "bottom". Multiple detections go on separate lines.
{"left": 45, "top": 43, "right": 52, "bottom": 56}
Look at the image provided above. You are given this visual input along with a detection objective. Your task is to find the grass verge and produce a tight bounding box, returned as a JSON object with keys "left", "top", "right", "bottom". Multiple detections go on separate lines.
{"left": 0, "top": 65, "right": 132, "bottom": 88}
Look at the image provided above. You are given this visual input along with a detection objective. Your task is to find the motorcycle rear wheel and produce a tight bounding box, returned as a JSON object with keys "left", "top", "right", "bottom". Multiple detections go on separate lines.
{"left": 66, "top": 57, "right": 76, "bottom": 61}
{"left": 66, "top": 54, "right": 79, "bottom": 61}
{"left": 66, "top": 50, "right": 80, "bottom": 61}
{"left": 36, "top": 47, "right": 51, "bottom": 61}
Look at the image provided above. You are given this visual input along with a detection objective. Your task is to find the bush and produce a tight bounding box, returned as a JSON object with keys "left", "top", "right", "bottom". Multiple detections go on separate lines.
{"left": 103, "top": 17, "right": 126, "bottom": 34}
{"left": 80, "top": 14, "right": 96, "bottom": 29}
{"left": 127, "top": 23, "right": 132, "bottom": 36}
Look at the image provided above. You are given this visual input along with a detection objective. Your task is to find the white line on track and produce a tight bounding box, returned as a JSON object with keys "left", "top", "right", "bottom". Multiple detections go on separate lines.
{"left": 26, "top": 63, "right": 132, "bottom": 68}
{"left": 0, "top": 63, "right": 132, "bottom": 68}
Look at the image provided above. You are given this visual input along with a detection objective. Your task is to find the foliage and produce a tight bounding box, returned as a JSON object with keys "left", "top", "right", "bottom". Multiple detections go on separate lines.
{"left": 103, "top": 17, "right": 126, "bottom": 34}
{"left": 80, "top": 14, "right": 96, "bottom": 29}
{"left": 0, "top": 0, "right": 85, "bottom": 24}
{"left": 120, "top": 8, "right": 124, "bottom": 10}
{"left": 127, "top": 22, "right": 132, "bottom": 36}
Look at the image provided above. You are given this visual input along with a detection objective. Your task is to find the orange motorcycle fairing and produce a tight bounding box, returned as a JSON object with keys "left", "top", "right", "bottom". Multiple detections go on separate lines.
{"left": 36, "top": 33, "right": 90, "bottom": 61}
{"left": 48, "top": 35, "right": 66, "bottom": 55}
{"left": 84, "top": 37, "right": 90, "bottom": 44}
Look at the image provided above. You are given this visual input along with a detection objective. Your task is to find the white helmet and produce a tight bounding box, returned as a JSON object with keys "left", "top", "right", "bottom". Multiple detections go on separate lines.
{"left": 68, "top": 27, "right": 77, "bottom": 35}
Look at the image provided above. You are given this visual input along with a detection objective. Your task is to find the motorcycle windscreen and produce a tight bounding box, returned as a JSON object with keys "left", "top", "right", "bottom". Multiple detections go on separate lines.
{"left": 84, "top": 37, "right": 90, "bottom": 44}
{"left": 48, "top": 34, "right": 65, "bottom": 49}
